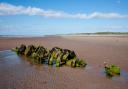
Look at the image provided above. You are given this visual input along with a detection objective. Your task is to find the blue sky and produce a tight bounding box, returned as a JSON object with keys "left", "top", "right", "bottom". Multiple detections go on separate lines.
{"left": 0, "top": 0, "right": 128, "bottom": 36}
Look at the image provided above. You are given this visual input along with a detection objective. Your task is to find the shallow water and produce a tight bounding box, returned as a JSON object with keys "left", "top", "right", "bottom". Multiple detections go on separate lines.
{"left": 100, "top": 68, "right": 128, "bottom": 82}
{"left": 0, "top": 50, "right": 128, "bottom": 89}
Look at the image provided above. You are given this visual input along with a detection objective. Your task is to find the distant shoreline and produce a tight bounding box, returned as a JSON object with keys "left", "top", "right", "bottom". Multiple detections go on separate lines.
{"left": 60, "top": 34, "right": 128, "bottom": 37}
{"left": 0, "top": 34, "right": 128, "bottom": 38}
{"left": 1, "top": 32, "right": 128, "bottom": 37}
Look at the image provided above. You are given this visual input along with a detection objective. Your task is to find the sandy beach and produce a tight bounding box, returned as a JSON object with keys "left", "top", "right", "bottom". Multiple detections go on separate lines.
{"left": 0, "top": 36, "right": 128, "bottom": 89}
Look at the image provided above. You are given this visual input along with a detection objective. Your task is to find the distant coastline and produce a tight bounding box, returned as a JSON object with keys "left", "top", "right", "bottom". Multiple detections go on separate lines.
{"left": 0, "top": 32, "right": 128, "bottom": 38}
{"left": 66, "top": 32, "right": 128, "bottom": 35}
{"left": 56, "top": 32, "right": 128, "bottom": 37}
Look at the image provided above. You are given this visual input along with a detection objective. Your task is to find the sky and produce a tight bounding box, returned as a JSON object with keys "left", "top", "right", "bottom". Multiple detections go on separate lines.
{"left": 0, "top": 0, "right": 128, "bottom": 36}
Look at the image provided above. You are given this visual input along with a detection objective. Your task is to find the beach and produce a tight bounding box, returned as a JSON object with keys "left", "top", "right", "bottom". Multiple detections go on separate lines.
{"left": 0, "top": 36, "right": 128, "bottom": 89}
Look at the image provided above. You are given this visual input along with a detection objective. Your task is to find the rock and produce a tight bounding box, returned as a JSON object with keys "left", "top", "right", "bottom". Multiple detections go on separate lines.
{"left": 24, "top": 45, "right": 36, "bottom": 57}
{"left": 105, "top": 64, "right": 120, "bottom": 77}
{"left": 12, "top": 44, "right": 26, "bottom": 55}
{"left": 76, "top": 59, "right": 87, "bottom": 67}
{"left": 66, "top": 59, "right": 76, "bottom": 67}
{"left": 18, "top": 44, "right": 26, "bottom": 54}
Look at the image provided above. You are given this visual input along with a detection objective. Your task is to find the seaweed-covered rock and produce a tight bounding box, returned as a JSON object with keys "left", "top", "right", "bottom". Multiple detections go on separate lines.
{"left": 12, "top": 44, "right": 26, "bottom": 55}
{"left": 28, "top": 45, "right": 49, "bottom": 63}
{"left": 56, "top": 55, "right": 61, "bottom": 67}
{"left": 61, "top": 49, "right": 70, "bottom": 62}
{"left": 104, "top": 64, "right": 120, "bottom": 77}
{"left": 31, "top": 52, "right": 39, "bottom": 59}
{"left": 13, "top": 44, "right": 87, "bottom": 68}
{"left": 12, "top": 47, "right": 19, "bottom": 54}
{"left": 66, "top": 59, "right": 76, "bottom": 67}
{"left": 76, "top": 59, "right": 87, "bottom": 67}
{"left": 48, "top": 47, "right": 87, "bottom": 67}
{"left": 48, "top": 56, "right": 54, "bottom": 65}
{"left": 68, "top": 51, "right": 76, "bottom": 59}
{"left": 48, "top": 47, "right": 62, "bottom": 65}
{"left": 31, "top": 52, "right": 45, "bottom": 64}
{"left": 35, "top": 46, "right": 48, "bottom": 58}
{"left": 24, "top": 45, "right": 36, "bottom": 57}
{"left": 66, "top": 58, "right": 87, "bottom": 68}
{"left": 19, "top": 44, "right": 26, "bottom": 54}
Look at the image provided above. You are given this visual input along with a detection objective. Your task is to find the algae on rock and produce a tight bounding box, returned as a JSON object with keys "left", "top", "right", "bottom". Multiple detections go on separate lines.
{"left": 104, "top": 64, "right": 120, "bottom": 77}
{"left": 12, "top": 44, "right": 87, "bottom": 68}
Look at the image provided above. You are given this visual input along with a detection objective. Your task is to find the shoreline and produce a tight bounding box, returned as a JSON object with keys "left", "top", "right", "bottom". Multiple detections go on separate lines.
{"left": 0, "top": 34, "right": 128, "bottom": 38}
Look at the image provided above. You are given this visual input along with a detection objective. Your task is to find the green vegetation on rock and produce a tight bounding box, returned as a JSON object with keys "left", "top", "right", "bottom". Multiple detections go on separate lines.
{"left": 12, "top": 44, "right": 87, "bottom": 68}
{"left": 104, "top": 64, "right": 120, "bottom": 77}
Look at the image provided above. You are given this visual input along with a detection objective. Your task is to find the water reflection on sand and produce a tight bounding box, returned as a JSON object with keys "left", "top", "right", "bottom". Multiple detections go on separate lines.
{"left": 0, "top": 50, "right": 128, "bottom": 89}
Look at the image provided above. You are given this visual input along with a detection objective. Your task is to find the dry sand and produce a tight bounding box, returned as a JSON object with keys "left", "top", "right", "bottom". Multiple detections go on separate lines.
{"left": 0, "top": 36, "right": 128, "bottom": 89}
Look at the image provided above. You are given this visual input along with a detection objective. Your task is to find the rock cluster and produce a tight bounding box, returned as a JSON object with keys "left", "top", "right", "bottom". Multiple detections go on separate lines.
{"left": 12, "top": 44, "right": 87, "bottom": 68}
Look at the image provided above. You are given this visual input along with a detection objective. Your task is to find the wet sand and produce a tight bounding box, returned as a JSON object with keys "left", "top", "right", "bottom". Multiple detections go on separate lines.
{"left": 0, "top": 36, "right": 128, "bottom": 89}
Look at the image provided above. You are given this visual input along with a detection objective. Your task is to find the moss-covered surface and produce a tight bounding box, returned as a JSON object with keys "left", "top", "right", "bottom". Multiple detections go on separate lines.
{"left": 104, "top": 64, "right": 120, "bottom": 77}
{"left": 12, "top": 44, "right": 87, "bottom": 68}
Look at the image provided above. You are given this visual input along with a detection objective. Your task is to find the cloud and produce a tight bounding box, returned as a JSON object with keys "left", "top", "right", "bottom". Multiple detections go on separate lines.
{"left": 0, "top": 3, "right": 42, "bottom": 15}
{"left": 0, "top": 2, "right": 128, "bottom": 19}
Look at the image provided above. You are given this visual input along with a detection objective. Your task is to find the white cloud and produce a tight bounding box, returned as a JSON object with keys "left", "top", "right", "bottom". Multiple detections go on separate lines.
{"left": 0, "top": 2, "right": 128, "bottom": 19}
{"left": 0, "top": 3, "right": 42, "bottom": 15}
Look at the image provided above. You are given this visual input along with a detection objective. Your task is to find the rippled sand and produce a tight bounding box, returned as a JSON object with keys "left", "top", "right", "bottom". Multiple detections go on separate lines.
{"left": 0, "top": 36, "right": 128, "bottom": 89}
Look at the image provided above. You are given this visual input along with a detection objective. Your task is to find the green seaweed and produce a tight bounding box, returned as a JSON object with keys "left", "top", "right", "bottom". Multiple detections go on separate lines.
{"left": 105, "top": 64, "right": 120, "bottom": 77}
{"left": 76, "top": 59, "right": 87, "bottom": 67}
{"left": 24, "top": 45, "right": 35, "bottom": 57}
